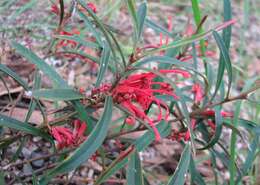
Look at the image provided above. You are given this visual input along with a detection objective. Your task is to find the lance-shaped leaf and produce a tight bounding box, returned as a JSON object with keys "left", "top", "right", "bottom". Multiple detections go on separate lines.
{"left": 0, "top": 63, "right": 29, "bottom": 90}
{"left": 11, "top": 41, "right": 94, "bottom": 132}
{"left": 236, "top": 136, "right": 259, "bottom": 184}
{"left": 95, "top": 121, "right": 171, "bottom": 184}
{"left": 39, "top": 96, "right": 113, "bottom": 184}
{"left": 223, "top": 0, "right": 232, "bottom": 49}
{"left": 199, "top": 106, "right": 223, "bottom": 150}
{"left": 11, "top": 42, "right": 67, "bottom": 88}
{"left": 0, "top": 114, "right": 52, "bottom": 142}
{"left": 54, "top": 34, "right": 100, "bottom": 49}
{"left": 31, "top": 89, "right": 84, "bottom": 101}
{"left": 126, "top": 0, "right": 138, "bottom": 41}
{"left": 95, "top": 42, "right": 111, "bottom": 87}
{"left": 189, "top": 155, "right": 206, "bottom": 185}
{"left": 212, "top": 31, "right": 232, "bottom": 99}
{"left": 167, "top": 144, "right": 191, "bottom": 185}
{"left": 137, "top": 2, "right": 147, "bottom": 40}
{"left": 127, "top": 151, "right": 144, "bottom": 185}
{"left": 145, "top": 19, "right": 172, "bottom": 37}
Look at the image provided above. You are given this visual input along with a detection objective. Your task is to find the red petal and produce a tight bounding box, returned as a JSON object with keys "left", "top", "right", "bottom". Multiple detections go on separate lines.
{"left": 77, "top": 121, "right": 87, "bottom": 138}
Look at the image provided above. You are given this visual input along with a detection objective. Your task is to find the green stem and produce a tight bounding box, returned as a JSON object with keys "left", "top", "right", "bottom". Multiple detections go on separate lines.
{"left": 191, "top": 0, "right": 207, "bottom": 74}
{"left": 229, "top": 101, "right": 242, "bottom": 185}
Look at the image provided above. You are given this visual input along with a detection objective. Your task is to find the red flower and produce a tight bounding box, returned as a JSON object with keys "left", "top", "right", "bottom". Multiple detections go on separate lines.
{"left": 51, "top": 127, "right": 74, "bottom": 149}
{"left": 111, "top": 69, "right": 190, "bottom": 141}
{"left": 72, "top": 119, "right": 87, "bottom": 145}
{"left": 50, "top": 120, "right": 87, "bottom": 149}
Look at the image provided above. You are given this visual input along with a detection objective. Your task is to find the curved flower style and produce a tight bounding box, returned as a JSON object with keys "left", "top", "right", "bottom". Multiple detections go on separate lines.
{"left": 192, "top": 83, "right": 204, "bottom": 103}
{"left": 50, "top": 120, "right": 87, "bottom": 149}
{"left": 111, "top": 69, "right": 191, "bottom": 141}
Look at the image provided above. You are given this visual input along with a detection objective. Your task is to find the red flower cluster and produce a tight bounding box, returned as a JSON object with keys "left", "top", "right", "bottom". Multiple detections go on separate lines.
{"left": 50, "top": 120, "right": 87, "bottom": 149}
{"left": 111, "top": 69, "right": 191, "bottom": 141}
{"left": 91, "top": 69, "right": 190, "bottom": 140}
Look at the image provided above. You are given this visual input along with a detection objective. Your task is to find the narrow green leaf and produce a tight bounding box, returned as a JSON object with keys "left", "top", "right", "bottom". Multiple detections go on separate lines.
{"left": 95, "top": 42, "right": 111, "bottom": 87}
{"left": 0, "top": 63, "right": 29, "bottom": 90}
{"left": 224, "top": 118, "right": 258, "bottom": 134}
{"left": 145, "top": 19, "right": 172, "bottom": 37}
{"left": 126, "top": 0, "right": 138, "bottom": 41}
{"left": 54, "top": 35, "right": 100, "bottom": 49}
{"left": 134, "top": 120, "right": 171, "bottom": 151}
{"left": 71, "top": 100, "right": 94, "bottom": 134}
{"left": 25, "top": 71, "right": 41, "bottom": 122}
{"left": 77, "top": 0, "right": 126, "bottom": 68}
{"left": 11, "top": 42, "right": 67, "bottom": 88}
{"left": 0, "top": 171, "right": 4, "bottom": 185}
{"left": 212, "top": 31, "right": 232, "bottom": 99}
{"left": 189, "top": 155, "right": 206, "bottom": 185}
{"left": 143, "top": 29, "right": 212, "bottom": 57}
{"left": 78, "top": 11, "right": 103, "bottom": 46}
{"left": 167, "top": 144, "right": 191, "bottom": 185}
{"left": 0, "top": 114, "right": 52, "bottom": 142}
{"left": 191, "top": 0, "right": 202, "bottom": 28}
{"left": 230, "top": 101, "right": 242, "bottom": 185}
{"left": 106, "top": 27, "right": 127, "bottom": 69}
{"left": 223, "top": 0, "right": 232, "bottom": 49}
{"left": 236, "top": 136, "right": 259, "bottom": 183}
{"left": 40, "top": 96, "right": 113, "bottom": 184}
{"left": 31, "top": 89, "right": 84, "bottom": 101}
{"left": 12, "top": 72, "right": 43, "bottom": 162}
{"left": 222, "top": 0, "right": 233, "bottom": 99}
{"left": 95, "top": 121, "right": 171, "bottom": 184}
{"left": 95, "top": 157, "right": 128, "bottom": 185}
{"left": 190, "top": 0, "right": 207, "bottom": 73}
{"left": 137, "top": 2, "right": 147, "bottom": 40}
{"left": 11, "top": 41, "right": 94, "bottom": 131}
{"left": 198, "top": 106, "right": 223, "bottom": 150}
{"left": 134, "top": 56, "right": 192, "bottom": 69}
{"left": 127, "top": 151, "right": 144, "bottom": 185}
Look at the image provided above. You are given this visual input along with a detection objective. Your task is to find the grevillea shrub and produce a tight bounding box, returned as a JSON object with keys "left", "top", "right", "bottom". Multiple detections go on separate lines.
{"left": 0, "top": 0, "right": 259, "bottom": 184}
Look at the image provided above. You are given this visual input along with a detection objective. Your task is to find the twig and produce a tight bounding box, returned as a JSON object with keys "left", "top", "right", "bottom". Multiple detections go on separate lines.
{"left": 2, "top": 148, "right": 75, "bottom": 170}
